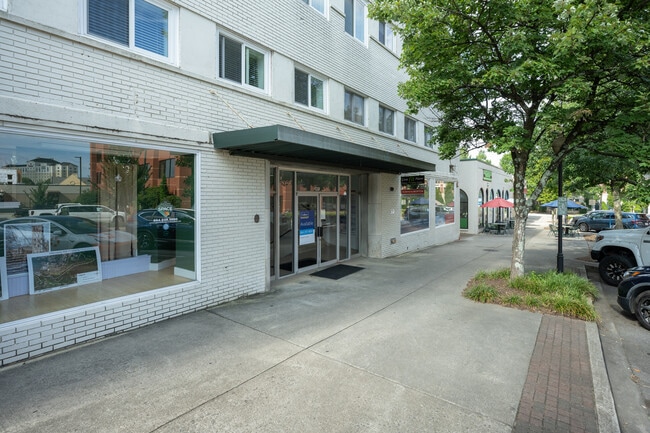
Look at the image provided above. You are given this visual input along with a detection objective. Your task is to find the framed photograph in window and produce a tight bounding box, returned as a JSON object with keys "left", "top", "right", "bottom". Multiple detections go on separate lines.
{"left": 27, "top": 246, "right": 102, "bottom": 294}
{"left": 4, "top": 222, "right": 51, "bottom": 276}
{"left": 0, "top": 257, "right": 7, "bottom": 301}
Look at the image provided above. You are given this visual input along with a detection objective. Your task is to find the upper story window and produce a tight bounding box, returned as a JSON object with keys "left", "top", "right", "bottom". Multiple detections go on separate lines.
{"left": 302, "top": 0, "right": 326, "bottom": 15}
{"left": 344, "top": 90, "right": 365, "bottom": 125}
{"left": 379, "top": 22, "right": 396, "bottom": 52}
{"left": 379, "top": 106, "right": 394, "bottom": 135}
{"left": 424, "top": 126, "right": 434, "bottom": 148}
{"left": 85, "top": 0, "right": 178, "bottom": 63}
{"left": 404, "top": 117, "right": 416, "bottom": 142}
{"left": 160, "top": 158, "right": 176, "bottom": 178}
{"left": 218, "top": 34, "right": 267, "bottom": 91}
{"left": 0, "top": 0, "right": 6, "bottom": 11}
{"left": 344, "top": 0, "right": 366, "bottom": 43}
{"left": 295, "top": 69, "right": 325, "bottom": 110}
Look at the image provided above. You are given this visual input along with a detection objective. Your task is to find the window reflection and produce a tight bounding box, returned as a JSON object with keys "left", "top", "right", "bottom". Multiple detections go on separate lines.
{"left": 401, "top": 175, "right": 429, "bottom": 234}
{"left": 435, "top": 181, "right": 455, "bottom": 227}
{"left": 0, "top": 131, "right": 196, "bottom": 307}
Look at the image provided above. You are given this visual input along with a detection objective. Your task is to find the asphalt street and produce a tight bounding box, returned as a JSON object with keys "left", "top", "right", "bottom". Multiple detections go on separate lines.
{"left": 586, "top": 264, "right": 650, "bottom": 433}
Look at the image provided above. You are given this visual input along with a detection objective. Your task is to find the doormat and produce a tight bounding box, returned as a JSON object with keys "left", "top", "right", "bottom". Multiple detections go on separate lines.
{"left": 311, "top": 264, "right": 364, "bottom": 280}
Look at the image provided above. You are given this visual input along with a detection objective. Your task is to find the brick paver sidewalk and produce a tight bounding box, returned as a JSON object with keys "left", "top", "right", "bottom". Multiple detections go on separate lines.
{"left": 513, "top": 315, "right": 598, "bottom": 433}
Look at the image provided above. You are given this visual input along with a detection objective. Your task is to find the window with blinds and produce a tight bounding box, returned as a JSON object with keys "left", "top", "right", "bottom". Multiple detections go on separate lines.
{"left": 218, "top": 34, "right": 267, "bottom": 91}
{"left": 295, "top": 69, "right": 325, "bottom": 110}
{"left": 86, "top": 0, "right": 176, "bottom": 62}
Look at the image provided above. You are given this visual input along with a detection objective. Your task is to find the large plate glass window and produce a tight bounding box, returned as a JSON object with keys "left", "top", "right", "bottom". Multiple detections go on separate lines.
{"left": 344, "top": 0, "right": 366, "bottom": 43}
{"left": 0, "top": 130, "right": 196, "bottom": 322}
{"left": 295, "top": 69, "right": 325, "bottom": 110}
{"left": 86, "top": 0, "right": 178, "bottom": 62}
{"left": 219, "top": 34, "right": 267, "bottom": 91}
{"left": 401, "top": 175, "right": 429, "bottom": 234}
{"left": 435, "top": 181, "right": 455, "bottom": 226}
{"left": 344, "top": 90, "right": 365, "bottom": 125}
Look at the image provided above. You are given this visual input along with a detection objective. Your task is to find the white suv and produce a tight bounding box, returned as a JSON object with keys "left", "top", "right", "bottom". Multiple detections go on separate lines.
{"left": 56, "top": 204, "right": 125, "bottom": 227}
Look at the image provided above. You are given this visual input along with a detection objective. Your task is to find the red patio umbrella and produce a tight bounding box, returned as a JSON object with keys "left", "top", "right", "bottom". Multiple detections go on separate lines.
{"left": 481, "top": 197, "right": 514, "bottom": 208}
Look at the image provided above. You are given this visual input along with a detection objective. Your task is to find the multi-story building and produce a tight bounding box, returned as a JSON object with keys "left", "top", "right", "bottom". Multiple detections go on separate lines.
{"left": 0, "top": 0, "right": 459, "bottom": 366}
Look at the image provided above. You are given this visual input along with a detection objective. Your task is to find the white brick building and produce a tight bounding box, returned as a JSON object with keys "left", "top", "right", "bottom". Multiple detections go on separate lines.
{"left": 0, "top": 0, "right": 459, "bottom": 366}
{"left": 457, "top": 159, "right": 513, "bottom": 234}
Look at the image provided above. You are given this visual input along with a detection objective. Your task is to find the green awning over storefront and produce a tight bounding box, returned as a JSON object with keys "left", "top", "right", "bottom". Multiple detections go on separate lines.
{"left": 213, "top": 125, "right": 436, "bottom": 174}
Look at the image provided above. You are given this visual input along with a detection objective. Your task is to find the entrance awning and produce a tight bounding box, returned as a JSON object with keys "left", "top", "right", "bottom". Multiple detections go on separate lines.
{"left": 213, "top": 125, "right": 436, "bottom": 174}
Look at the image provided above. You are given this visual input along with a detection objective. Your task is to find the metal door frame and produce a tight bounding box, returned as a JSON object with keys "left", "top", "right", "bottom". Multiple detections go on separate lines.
{"left": 295, "top": 192, "right": 339, "bottom": 271}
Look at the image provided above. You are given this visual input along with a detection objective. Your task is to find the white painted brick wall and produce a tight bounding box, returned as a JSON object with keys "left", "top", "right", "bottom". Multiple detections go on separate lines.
{"left": 0, "top": 1, "right": 450, "bottom": 367}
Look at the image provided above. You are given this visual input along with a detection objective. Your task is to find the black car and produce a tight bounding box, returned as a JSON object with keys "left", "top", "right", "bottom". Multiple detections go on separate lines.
{"left": 134, "top": 209, "right": 195, "bottom": 251}
{"left": 617, "top": 266, "right": 650, "bottom": 330}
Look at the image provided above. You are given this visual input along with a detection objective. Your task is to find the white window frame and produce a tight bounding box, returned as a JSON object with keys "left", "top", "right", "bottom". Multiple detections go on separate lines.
{"left": 0, "top": 0, "right": 6, "bottom": 11}
{"left": 379, "top": 22, "right": 396, "bottom": 53}
{"left": 344, "top": 90, "right": 365, "bottom": 126}
{"left": 217, "top": 32, "right": 269, "bottom": 93}
{"left": 378, "top": 105, "right": 395, "bottom": 135}
{"left": 294, "top": 68, "right": 327, "bottom": 112}
{"left": 424, "top": 126, "right": 434, "bottom": 148}
{"left": 345, "top": 0, "right": 367, "bottom": 44}
{"left": 82, "top": 0, "right": 179, "bottom": 64}
{"left": 404, "top": 117, "right": 417, "bottom": 142}
{"left": 302, "top": 0, "right": 328, "bottom": 16}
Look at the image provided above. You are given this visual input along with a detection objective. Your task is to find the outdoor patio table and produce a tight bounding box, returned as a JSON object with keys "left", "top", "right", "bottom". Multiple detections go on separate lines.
{"left": 495, "top": 222, "right": 507, "bottom": 234}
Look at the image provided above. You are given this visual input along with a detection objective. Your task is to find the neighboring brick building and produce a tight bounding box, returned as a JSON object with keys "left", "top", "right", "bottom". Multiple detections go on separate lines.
{"left": 0, "top": 0, "right": 459, "bottom": 366}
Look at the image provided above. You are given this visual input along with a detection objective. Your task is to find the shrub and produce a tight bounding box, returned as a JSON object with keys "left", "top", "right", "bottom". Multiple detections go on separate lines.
{"left": 466, "top": 284, "right": 499, "bottom": 303}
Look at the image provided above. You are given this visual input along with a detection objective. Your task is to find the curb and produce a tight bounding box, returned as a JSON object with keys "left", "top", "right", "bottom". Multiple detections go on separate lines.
{"left": 587, "top": 321, "right": 621, "bottom": 433}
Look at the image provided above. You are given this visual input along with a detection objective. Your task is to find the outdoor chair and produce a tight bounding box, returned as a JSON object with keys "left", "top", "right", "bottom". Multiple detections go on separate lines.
{"left": 548, "top": 224, "right": 558, "bottom": 237}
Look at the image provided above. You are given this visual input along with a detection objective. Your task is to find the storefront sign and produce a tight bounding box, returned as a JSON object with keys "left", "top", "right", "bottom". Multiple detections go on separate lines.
{"left": 299, "top": 210, "right": 315, "bottom": 245}
{"left": 483, "top": 169, "right": 492, "bottom": 182}
{"left": 401, "top": 175, "right": 425, "bottom": 194}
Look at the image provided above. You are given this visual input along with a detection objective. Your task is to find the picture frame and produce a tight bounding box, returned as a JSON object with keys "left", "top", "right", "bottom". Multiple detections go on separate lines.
{"left": 0, "top": 257, "right": 7, "bottom": 301}
{"left": 27, "top": 246, "right": 102, "bottom": 294}
{"left": 4, "top": 222, "right": 51, "bottom": 276}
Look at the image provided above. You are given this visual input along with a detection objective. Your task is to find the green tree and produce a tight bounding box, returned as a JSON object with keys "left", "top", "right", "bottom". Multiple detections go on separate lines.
{"left": 25, "top": 181, "right": 54, "bottom": 209}
{"left": 369, "top": 0, "right": 650, "bottom": 278}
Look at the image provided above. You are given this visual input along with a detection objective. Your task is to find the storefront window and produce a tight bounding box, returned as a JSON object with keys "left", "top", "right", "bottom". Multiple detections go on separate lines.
{"left": 435, "top": 181, "right": 455, "bottom": 226}
{"left": 0, "top": 131, "right": 196, "bottom": 319}
{"left": 401, "top": 175, "right": 429, "bottom": 234}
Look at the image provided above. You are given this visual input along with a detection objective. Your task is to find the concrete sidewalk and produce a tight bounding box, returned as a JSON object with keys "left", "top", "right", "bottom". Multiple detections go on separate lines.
{"left": 0, "top": 213, "right": 617, "bottom": 432}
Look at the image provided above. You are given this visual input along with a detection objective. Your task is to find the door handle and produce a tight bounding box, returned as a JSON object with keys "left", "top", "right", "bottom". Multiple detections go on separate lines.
{"left": 317, "top": 226, "right": 323, "bottom": 237}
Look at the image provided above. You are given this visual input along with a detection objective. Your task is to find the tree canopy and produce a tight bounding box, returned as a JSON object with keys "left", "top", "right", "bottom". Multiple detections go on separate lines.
{"left": 369, "top": 0, "right": 650, "bottom": 277}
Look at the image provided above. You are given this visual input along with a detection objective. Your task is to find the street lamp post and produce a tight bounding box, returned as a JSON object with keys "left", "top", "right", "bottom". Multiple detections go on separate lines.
{"left": 75, "top": 156, "right": 82, "bottom": 199}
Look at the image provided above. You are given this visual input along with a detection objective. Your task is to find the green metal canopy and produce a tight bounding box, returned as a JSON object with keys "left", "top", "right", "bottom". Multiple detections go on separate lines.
{"left": 213, "top": 125, "right": 436, "bottom": 174}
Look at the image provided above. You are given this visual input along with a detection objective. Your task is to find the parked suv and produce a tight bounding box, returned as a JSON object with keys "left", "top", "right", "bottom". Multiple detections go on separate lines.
{"left": 56, "top": 204, "right": 125, "bottom": 227}
{"left": 573, "top": 210, "right": 649, "bottom": 232}
{"left": 590, "top": 227, "right": 650, "bottom": 286}
{"left": 617, "top": 266, "right": 650, "bottom": 330}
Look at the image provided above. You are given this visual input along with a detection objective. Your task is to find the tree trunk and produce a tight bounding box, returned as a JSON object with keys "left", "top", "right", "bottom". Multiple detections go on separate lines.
{"left": 510, "top": 150, "right": 529, "bottom": 279}
{"left": 612, "top": 184, "right": 624, "bottom": 229}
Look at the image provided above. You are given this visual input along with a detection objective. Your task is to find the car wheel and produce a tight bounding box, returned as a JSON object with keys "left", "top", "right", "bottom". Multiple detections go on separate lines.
{"left": 114, "top": 216, "right": 125, "bottom": 228}
{"left": 138, "top": 231, "right": 155, "bottom": 250}
{"left": 598, "top": 254, "right": 634, "bottom": 286}
{"left": 634, "top": 292, "right": 650, "bottom": 331}
{"left": 578, "top": 222, "right": 589, "bottom": 232}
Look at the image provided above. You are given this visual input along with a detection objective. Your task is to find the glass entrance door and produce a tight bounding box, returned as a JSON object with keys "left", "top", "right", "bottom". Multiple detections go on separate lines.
{"left": 297, "top": 194, "right": 338, "bottom": 271}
